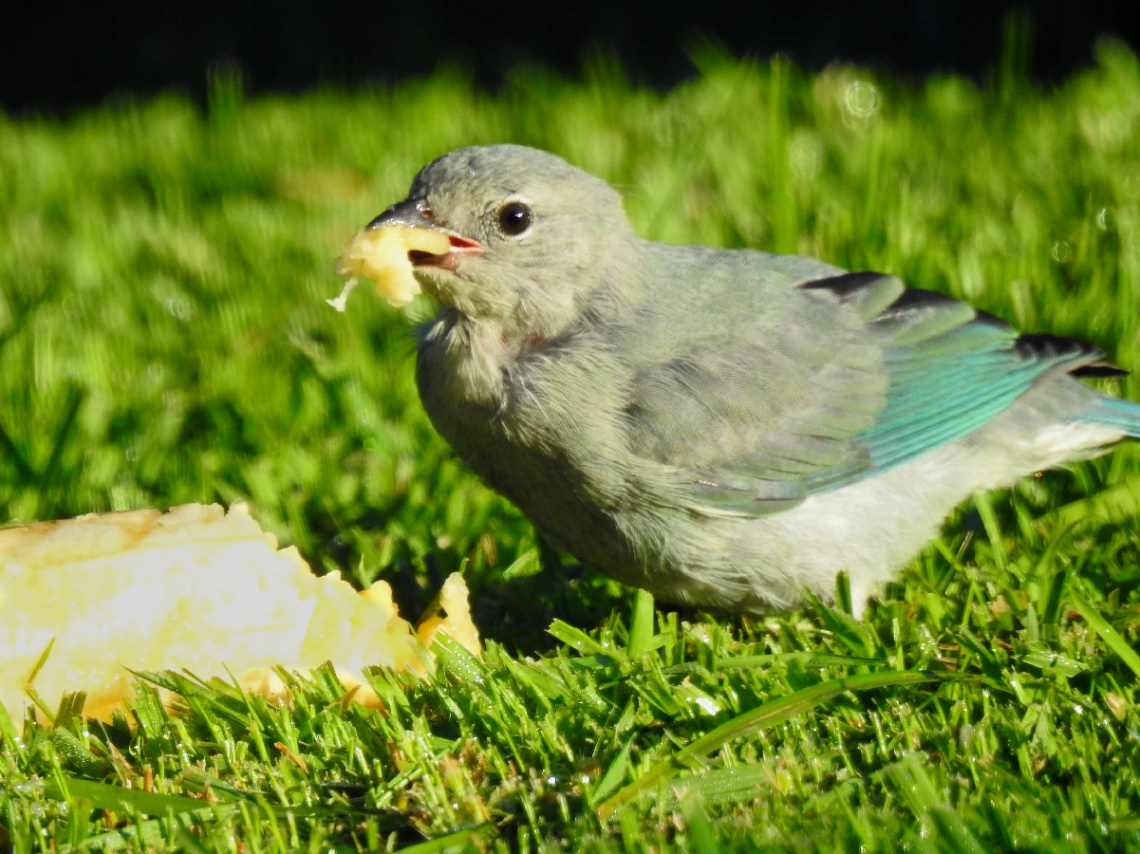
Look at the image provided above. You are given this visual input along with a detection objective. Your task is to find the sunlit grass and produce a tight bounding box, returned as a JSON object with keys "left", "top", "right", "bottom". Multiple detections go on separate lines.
{"left": 2, "top": 43, "right": 1140, "bottom": 851}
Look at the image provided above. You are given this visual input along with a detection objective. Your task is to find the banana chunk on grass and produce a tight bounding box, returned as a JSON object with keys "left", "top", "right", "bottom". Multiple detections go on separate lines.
{"left": 0, "top": 503, "right": 479, "bottom": 722}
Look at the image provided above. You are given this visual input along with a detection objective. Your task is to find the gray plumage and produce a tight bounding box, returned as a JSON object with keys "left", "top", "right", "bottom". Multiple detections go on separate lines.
{"left": 366, "top": 144, "right": 1140, "bottom": 614}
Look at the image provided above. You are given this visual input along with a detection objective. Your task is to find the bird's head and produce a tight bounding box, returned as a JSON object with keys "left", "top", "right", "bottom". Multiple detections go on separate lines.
{"left": 366, "top": 144, "right": 640, "bottom": 340}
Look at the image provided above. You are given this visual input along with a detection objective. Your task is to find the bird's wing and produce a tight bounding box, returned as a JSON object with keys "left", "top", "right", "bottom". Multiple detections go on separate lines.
{"left": 622, "top": 266, "right": 1108, "bottom": 516}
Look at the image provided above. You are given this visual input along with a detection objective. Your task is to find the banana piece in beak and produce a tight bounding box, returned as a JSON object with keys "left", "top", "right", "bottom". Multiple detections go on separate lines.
{"left": 331, "top": 226, "right": 451, "bottom": 309}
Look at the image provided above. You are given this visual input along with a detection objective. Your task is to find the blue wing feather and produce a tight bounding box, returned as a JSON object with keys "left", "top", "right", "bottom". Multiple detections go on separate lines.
{"left": 685, "top": 278, "right": 1116, "bottom": 512}
{"left": 814, "top": 289, "right": 1108, "bottom": 490}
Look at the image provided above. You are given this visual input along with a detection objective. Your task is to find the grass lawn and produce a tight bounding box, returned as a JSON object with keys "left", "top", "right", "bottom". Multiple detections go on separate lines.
{"left": 3, "top": 42, "right": 1140, "bottom": 852}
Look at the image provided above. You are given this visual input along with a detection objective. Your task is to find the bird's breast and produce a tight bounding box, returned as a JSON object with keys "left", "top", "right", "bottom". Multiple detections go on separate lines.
{"left": 417, "top": 314, "right": 511, "bottom": 409}
{"left": 417, "top": 315, "right": 637, "bottom": 499}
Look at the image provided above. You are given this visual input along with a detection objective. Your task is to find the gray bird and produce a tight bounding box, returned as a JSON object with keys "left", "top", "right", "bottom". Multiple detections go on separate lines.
{"left": 364, "top": 143, "right": 1140, "bottom": 614}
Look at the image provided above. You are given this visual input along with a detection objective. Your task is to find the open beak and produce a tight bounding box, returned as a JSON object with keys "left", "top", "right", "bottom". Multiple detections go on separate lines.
{"left": 367, "top": 199, "right": 483, "bottom": 270}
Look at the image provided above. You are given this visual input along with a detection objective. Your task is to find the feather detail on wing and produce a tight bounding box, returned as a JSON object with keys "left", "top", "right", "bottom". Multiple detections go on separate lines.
{"left": 625, "top": 270, "right": 1120, "bottom": 516}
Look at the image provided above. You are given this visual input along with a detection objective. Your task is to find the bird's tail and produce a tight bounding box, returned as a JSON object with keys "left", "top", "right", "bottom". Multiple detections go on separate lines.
{"left": 1086, "top": 397, "right": 1140, "bottom": 438}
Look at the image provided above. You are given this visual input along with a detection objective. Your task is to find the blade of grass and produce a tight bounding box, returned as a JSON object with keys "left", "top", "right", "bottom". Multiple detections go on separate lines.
{"left": 396, "top": 825, "right": 488, "bottom": 853}
{"left": 1035, "top": 474, "right": 1140, "bottom": 533}
{"left": 548, "top": 620, "right": 627, "bottom": 662}
{"left": 597, "top": 669, "right": 939, "bottom": 818}
{"left": 973, "top": 492, "right": 1008, "bottom": 572}
{"left": 590, "top": 733, "right": 637, "bottom": 807}
{"left": 43, "top": 777, "right": 220, "bottom": 816}
{"left": 681, "top": 793, "right": 719, "bottom": 854}
{"left": 627, "top": 589, "right": 655, "bottom": 658}
{"left": 0, "top": 696, "right": 19, "bottom": 746}
{"left": 1067, "top": 586, "right": 1140, "bottom": 679}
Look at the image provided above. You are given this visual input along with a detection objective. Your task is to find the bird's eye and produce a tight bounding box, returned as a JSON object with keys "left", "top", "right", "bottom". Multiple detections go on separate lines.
{"left": 497, "top": 201, "right": 532, "bottom": 236}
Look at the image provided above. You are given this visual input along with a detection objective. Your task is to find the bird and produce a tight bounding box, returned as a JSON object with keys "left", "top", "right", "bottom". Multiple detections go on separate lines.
{"left": 361, "top": 143, "right": 1140, "bottom": 615}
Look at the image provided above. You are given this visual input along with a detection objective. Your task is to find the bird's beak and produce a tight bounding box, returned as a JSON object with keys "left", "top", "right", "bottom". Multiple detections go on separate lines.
{"left": 367, "top": 199, "right": 483, "bottom": 270}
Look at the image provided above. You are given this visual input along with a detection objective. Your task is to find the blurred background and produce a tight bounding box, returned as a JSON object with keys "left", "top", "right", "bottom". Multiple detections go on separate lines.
{"left": 3, "top": 0, "right": 1138, "bottom": 115}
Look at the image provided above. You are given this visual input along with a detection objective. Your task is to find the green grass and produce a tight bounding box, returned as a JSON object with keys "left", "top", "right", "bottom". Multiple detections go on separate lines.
{"left": 3, "top": 41, "right": 1140, "bottom": 851}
